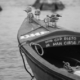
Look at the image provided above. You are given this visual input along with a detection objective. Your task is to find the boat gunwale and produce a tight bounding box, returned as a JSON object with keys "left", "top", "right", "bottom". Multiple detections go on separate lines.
{"left": 28, "top": 30, "right": 80, "bottom": 43}
{"left": 18, "top": 40, "right": 80, "bottom": 80}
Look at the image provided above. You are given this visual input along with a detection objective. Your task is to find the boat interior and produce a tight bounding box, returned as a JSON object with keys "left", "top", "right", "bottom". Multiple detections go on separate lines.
{"left": 41, "top": 45, "right": 80, "bottom": 68}
{"left": 31, "top": 40, "right": 80, "bottom": 69}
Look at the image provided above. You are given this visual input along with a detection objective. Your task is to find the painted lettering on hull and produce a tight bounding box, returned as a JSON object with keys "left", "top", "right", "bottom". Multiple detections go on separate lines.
{"left": 44, "top": 36, "right": 80, "bottom": 47}
{"left": 64, "top": 41, "right": 77, "bottom": 45}
{"left": 54, "top": 37, "right": 62, "bottom": 42}
{"left": 20, "top": 31, "right": 49, "bottom": 39}
{"left": 64, "top": 36, "right": 77, "bottom": 41}
{"left": 53, "top": 42, "right": 62, "bottom": 46}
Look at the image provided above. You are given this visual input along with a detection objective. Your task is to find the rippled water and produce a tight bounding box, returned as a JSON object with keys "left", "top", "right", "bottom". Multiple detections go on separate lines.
{"left": 0, "top": 3, "right": 80, "bottom": 80}
{"left": 0, "top": 7, "right": 35, "bottom": 80}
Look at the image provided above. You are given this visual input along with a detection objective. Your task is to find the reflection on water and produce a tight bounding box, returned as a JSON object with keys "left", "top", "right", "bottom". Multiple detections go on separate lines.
{"left": 0, "top": 7, "right": 34, "bottom": 80}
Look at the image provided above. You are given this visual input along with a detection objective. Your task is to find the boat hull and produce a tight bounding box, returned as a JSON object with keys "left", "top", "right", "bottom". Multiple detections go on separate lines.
{"left": 20, "top": 45, "right": 75, "bottom": 80}
{"left": 26, "top": 53, "right": 57, "bottom": 80}
{"left": 17, "top": 17, "right": 80, "bottom": 80}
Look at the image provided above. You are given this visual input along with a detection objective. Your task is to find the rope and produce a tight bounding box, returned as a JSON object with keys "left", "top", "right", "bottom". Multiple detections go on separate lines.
{"left": 18, "top": 41, "right": 44, "bottom": 80}
{"left": 18, "top": 43, "right": 35, "bottom": 80}
{"left": 30, "top": 42, "right": 44, "bottom": 56}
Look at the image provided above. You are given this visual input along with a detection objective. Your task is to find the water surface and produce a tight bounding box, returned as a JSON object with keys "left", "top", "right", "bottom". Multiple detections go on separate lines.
{"left": 0, "top": 7, "right": 34, "bottom": 80}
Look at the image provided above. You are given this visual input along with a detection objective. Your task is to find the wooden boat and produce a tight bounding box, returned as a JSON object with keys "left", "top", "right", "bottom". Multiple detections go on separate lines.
{"left": 17, "top": 13, "right": 80, "bottom": 80}
{"left": 17, "top": 2, "right": 80, "bottom": 80}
